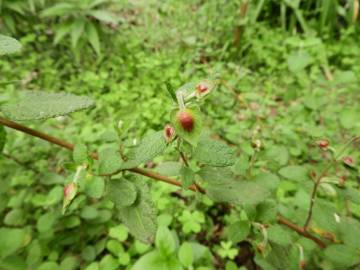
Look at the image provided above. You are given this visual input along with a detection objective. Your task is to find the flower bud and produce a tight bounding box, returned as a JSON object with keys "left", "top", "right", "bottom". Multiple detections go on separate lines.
{"left": 177, "top": 110, "right": 194, "bottom": 132}
{"left": 196, "top": 83, "right": 208, "bottom": 94}
{"left": 316, "top": 139, "right": 329, "bottom": 149}
{"left": 164, "top": 124, "right": 175, "bottom": 143}
{"left": 63, "top": 182, "right": 77, "bottom": 213}
{"left": 343, "top": 156, "right": 353, "bottom": 166}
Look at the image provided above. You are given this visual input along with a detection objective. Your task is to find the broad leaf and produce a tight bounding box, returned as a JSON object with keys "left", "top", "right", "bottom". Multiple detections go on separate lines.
{"left": 178, "top": 242, "right": 194, "bottom": 268}
{"left": 108, "top": 178, "right": 137, "bottom": 207}
{"left": 155, "top": 226, "right": 177, "bottom": 256}
{"left": 227, "top": 221, "right": 250, "bottom": 243}
{"left": 132, "top": 251, "right": 182, "bottom": 270}
{"left": 267, "top": 225, "right": 293, "bottom": 246}
{"left": 83, "top": 176, "right": 105, "bottom": 199}
{"left": 324, "top": 244, "right": 359, "bottom": 267}
{"left": 199, "top": 166, "right": 269, "bottom": 205}
{"left": 0, "top": 35, "right": 22, "bottom": 56}
{"left": 87, "top": 10, "right": 119, "bottom": 24}
{"left": 86, "top": 22, "right": 101, "bottom": 55}
{"left": 193, "top": 138, "right": 235, "bottom": 166}
{"left": 278, "top": 165, "right": 309, "bottom": 182}
{"left": 73, "top": 143, "right": 88, "bottom": 165}
{"left": 180, "top": 166, "right": 195, "bottom": 188}
{"left": 1, "top": 91, "right": 95, "bottom": 121}
{"left": 122, "top": 131, "right": 167, "bottom": 169}
{"left": 117, "top": 178, "right": 157, "bottom": 244}
{"left": 98, "top": 147, "right": 122, "bottom": 175}
{"left": 0, "top": 228, "right": 28, "bottom": 258}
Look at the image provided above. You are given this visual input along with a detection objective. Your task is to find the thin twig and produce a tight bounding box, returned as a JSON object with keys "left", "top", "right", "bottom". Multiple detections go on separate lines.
{"left": 303, "top": 136, "right": 360, "bottom": 229}
{"left": 0, "top": 116, "right": 330, "bottom": 248}
{"left": 277, "top": 216, "right": 327, "bottom": 249}
{"left": 0, "top": 116, "right": 202, "bottom": 193}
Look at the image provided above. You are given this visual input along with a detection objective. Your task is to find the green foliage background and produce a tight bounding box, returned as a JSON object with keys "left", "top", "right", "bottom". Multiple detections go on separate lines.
{"left": 1, "top": 0, "right": 360, "bottom": 270}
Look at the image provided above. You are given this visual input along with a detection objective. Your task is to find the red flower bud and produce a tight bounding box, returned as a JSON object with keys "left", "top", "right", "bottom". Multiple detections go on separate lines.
{"left": 164, "top": 124, "right": 175, "bottom": 142}
{"left": 343, "top": 156, "right": 353, "bottom": 166}
{"left": 64, "top": 182, "right": 76, "bottom": 198}
{"left": 299, "top": 260, "right": 306, "bottom": 270}
{"left": 63, "top": 182, "right": 77, "bottom": 213}
{"left": 317, "top": 139, "right": 329, "bottom": 149}
{"left": 177, "top": 110, "right": 194, "bottom": 132}
{"left": 196, "top": 83, "right": 208, "bottom": 94}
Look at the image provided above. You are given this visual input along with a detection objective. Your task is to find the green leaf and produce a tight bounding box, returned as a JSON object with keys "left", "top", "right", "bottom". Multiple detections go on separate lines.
{"left": 83, "top": 176, "right": 105, "bottom": 199}
{"left": 98, "top": 147, "right": 122, "bottom": 175}
{"left": 0, "top": 35, "right": 22, "bottom": 56}
{"left": 60, "top": 256, "right": 79, "bottom": 270}
{"left": 155, "top": 162, "right": 181, "bottom": 176}
{"left": 170, "top": 107, "right": 203, "bottom": 146}
{"left": 178, "top": 242, "right": 193, "bottom": 268}
{"left": 227, "top": 221, "right": 250, "bottom": 243}
{"left": 87, "top": 10, "right": 118, "bottom": 24}
{"left": 122, "top": 131, "right": 167, "bottom": 169}
{"left": 132, "top": 251, "right": 182, "bottom": 270}
{"left": 54, "top": 23, "right": 72, "bottom": 45}
{"left": 155, "top": 226, "right": 176, "bottom": 256}
{"left": 193, "top": 138, "right": 235, "bottom": 167}
{"left": 41, "top": 3, "right": 74, "bottom": 17}
{"left": 265, "top": 145, "right": 289, "bottom": 166}
{"left": 338, "top": 217, "right": 360, "bottom": 249}
{"left": 180, "top": 166, "right": 195, "bottom": 188}
{"left": 73, "top": 143, "right": 88, "bottom": 165}
{"left": 287, "top": 51, "right": 313, "bottom": 73}
{"left": 4, "top": 209, "right": 26, "bottom": 226}
{"left": 107, "top": 178, "right": 137, "bottom": 207}
{"left": 199, "top": 166, "right": 269, "bottom": 205}
{"left": 86, "top": 23, "right": 101, "bottom": 55}
{"left": 99, "top": 254, "right": 119, "bottom": 270}
{"left": 323, "top": 244, "right": 359, "bottom": 267}
{"left": 71, "top": 19, "right": 86, "bottom": 48}
{"left": 0, "top": 228, "right": 28, "bottom": 258}
{"left": 1, "top": 91, "right": 95, "bottom": 121}
{"left": 278, "top": 165, "right": 309, "bottom": 182}
{"left": 37, "top": 212, "right": 57, "bottom": 232}
{"left": 109, "top": 224, "right": 128, "bottom": 242}
{"left": 267, "top": 225, "right": 293, "bottom": 246}
{"left": 117, "top": 178, "right": 157, "bottom": 244}
{"left": 165, "top": 82, "right": 177, "bottom": 102}
{"left": 339, "top": 108, "right": 359, "bottom": 129}
{"left": 252, "top": 173, "right": 280, "bottom": 190}
{"left": 0, "top": 125, "right": 6, "bottom": 153}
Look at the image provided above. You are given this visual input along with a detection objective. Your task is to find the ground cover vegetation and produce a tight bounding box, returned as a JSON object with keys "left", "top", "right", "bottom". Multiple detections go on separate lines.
{"left": 0, "top": 1, "right": 360, "bottom": 269}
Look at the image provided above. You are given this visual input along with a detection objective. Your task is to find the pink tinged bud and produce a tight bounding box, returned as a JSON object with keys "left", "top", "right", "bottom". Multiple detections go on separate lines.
{"left": 343, "top": 156, "right": 353, "bottom": 166}
{"left": 63, "top": 182, "right": 78, "bottom": 213}
{"left": 178, "top": 110, "right": 194, "bottom": 132}
{"left": 317, "top": 139, "right": 329, "bottom": 149}
{"left": 196, "top": 83, "right": 208, "bottom": 94}
{"left": 164, "top": 124, "right": 175, "bottom": 142}
{"left": 64, "top": 182, "right": 76, "bottom": 198}
{"left": 299, "top": 261, "right": 306, "bottom": 270}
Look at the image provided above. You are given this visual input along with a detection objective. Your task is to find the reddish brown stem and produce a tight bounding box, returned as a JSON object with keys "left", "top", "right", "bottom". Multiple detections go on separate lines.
{"left": 277, "top": 216, "right": 326, "bottom": 248}
{"left": 0, "top": 116, "right": 327, "bottom": 248}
